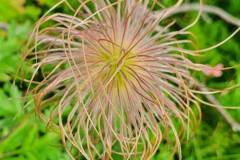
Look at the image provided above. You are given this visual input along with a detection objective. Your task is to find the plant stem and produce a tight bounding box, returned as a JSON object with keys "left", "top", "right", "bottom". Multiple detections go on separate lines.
{"left": 199, "top": 84, "right": 240, "bottom": 132}
{"left": 158, "top": 3, "right": 240, "bottom": 27}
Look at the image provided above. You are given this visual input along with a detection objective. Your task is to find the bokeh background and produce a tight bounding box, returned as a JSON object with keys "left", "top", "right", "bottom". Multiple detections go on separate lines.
{"left": 0, "top": 0, "right": 240, "bottom": 159}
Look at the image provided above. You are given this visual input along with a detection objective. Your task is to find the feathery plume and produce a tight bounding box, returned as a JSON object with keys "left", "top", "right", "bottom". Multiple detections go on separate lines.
{"left": 23, "top": 0, "right": 239, "bottom": 159}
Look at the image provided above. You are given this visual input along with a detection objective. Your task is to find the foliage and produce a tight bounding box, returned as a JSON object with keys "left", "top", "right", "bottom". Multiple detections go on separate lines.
{"left": 0, "top": 22, "right": 31, "bottom": 81}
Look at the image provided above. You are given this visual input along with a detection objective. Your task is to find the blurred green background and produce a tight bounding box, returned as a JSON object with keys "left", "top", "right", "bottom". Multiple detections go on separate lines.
{"left": 0, "top": 0, "right": 240, "bottom": 159}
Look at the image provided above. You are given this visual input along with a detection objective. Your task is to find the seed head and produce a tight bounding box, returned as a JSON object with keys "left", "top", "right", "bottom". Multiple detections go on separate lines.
{"left": 23, "top": 0, "right": 233, "bottom": 159}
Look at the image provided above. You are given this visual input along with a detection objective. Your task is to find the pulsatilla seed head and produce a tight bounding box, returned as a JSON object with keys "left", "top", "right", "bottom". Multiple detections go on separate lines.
{"left": 24, "top": 0, "right": 226, "bottom": 159}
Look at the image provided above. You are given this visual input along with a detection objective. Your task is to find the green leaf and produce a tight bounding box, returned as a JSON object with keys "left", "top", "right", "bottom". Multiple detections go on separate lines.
{"left": 0, "top": 0, "right": 25, "bottom": 21}
{"left": 0, "top": 22, "right": 31, "bottom": 82}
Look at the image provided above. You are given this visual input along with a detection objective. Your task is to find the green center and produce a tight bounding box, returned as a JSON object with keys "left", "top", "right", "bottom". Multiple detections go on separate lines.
{"left": 99, "top": 46, "right": 137, "bottom": 87}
